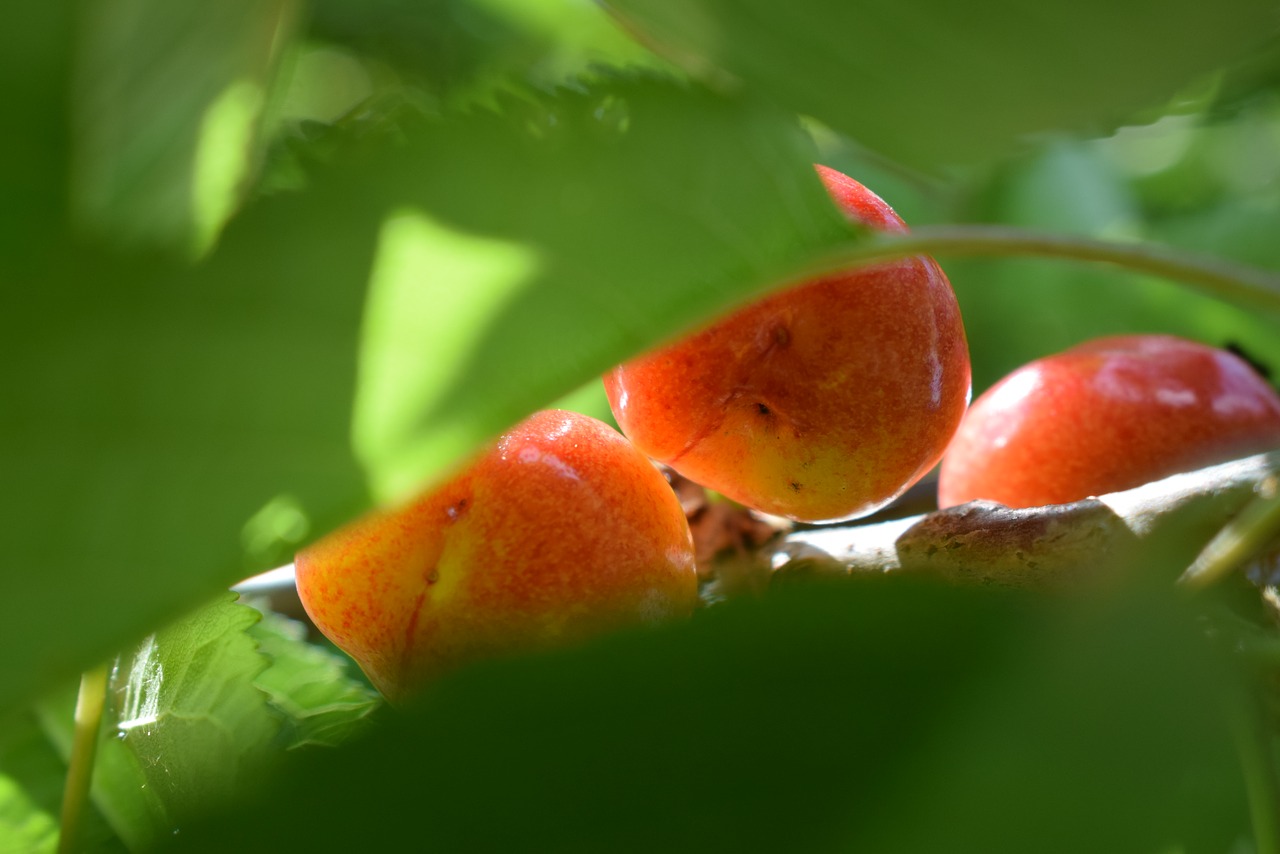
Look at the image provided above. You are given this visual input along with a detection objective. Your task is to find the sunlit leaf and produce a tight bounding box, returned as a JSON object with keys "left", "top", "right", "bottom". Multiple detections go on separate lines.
{"left": 72, "top": 0, "right": 299, "bottom": 254}
{"left": 107, "top": 597, "right": 278, "bottom": 825}
{"left": 247, "top": 606, "right": 382, "bottom": 749}
{"left": 350, "top": 74, "right": 854, "bottom": 501}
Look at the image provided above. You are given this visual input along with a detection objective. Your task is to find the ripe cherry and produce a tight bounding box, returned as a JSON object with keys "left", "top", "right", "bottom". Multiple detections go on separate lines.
{"left": 605, "top": 165, "right": 971, "bottom": 523}
{"left": 937, "top": 335, "right": 1280, "bottom": 509}
{"left": 296, "top": 410, "right": 698, "bottom": 700}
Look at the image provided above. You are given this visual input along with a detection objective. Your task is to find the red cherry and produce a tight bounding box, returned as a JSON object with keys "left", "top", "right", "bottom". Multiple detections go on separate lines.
{"left": 296, "top": 410, "right": 697, "bottom": 700}
{"left": 605, "top": 165, "right": 971, "bottom": 523}
{"left": 938, "top": 335, "right": 1280, "bottom": 509}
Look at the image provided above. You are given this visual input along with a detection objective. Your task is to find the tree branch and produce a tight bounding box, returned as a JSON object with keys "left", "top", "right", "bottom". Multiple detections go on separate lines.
{"left": 772, "top": 452, "right": 1280, "bottom": 588}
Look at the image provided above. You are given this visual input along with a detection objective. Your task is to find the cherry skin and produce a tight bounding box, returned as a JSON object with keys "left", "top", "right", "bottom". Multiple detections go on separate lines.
{"left": 937, "top": 334, "right": 1280, "bottom": 509}
{"left": 604, "top": 165, "right": 971, "bottom": 523}
{"left": 295, "top": 410, "right": 698, "bottom": 701}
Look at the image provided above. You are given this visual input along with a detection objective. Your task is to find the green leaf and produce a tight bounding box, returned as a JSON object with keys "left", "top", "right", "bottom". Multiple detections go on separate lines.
{"left": 2, "top": 70, "right": 854, "bottom": 715}
{"left": 0, "top": 5, "right": 72, "bottom": 263}
{"left": 247, "top": 605, "right": 382, "bottom": 749}
{"left": 0, "top": 712, "right": 65, "bottom": 854}
{"left": 305, "top": 0, "right": 658, "bottom": 105}
{"left": 107, "top": 596, "right": 280, "bottom": 823}
{"left": 72, "top": 0, "right": 299, "bottom": 254}
{"left": 28, "top": 599, "right": 282, "bottom": 850}
{"left": 170, "top": 578, "right": 1248, "bottom": 852}
{"left": 1, "top": 166, "right": 376, "bottom": 713}
{"left": 32, "top": 596, "right": 282, "bottom": 849}
{"left": 0, "top": 706, "right": 129, "bottom": 853}
{"left": 602, "top": 0, "right": 1278, "bottom": 168}
{"left": 349, "top": 74, "right": 854, "bottom": 501}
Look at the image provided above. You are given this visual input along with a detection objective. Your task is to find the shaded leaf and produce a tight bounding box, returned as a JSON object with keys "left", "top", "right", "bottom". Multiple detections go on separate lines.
{"left": 0, "top": 169, "right": 376, "bottom": 714}
{"left": 170, "top": 578, "right": 1247, "bottom": 853}
{"left": 603, "top": 0, "right": 1278, "bottom": 168}
{"left": 305, "top": 0, "right": 657, "bottom": 105}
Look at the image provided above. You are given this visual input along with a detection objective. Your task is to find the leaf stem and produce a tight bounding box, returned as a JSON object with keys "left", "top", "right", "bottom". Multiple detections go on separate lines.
{"left": 802, "top": 225, "right": 1280, "bottom": 314}
{"left": 1180, "top": 474, "right": 1280, "bottom": 590}
{"left": 58, "top": 664, "right": 109, "bottom": 854}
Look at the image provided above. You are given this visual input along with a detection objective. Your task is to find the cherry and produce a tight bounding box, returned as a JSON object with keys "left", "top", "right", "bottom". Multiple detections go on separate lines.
{"left": 295, "top": 410, "right": 698, "bottom": 700}
{"left": 937, "top": 335, "right": 1280, "bottom": 509}
{"left": 605, "top": 165, "right": 971, "bottom": 522}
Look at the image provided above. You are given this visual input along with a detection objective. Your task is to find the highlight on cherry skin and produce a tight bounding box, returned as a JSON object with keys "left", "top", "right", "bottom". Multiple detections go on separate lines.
{"left": 605, "top": 164, "right": 971, "bottom": 523}
{"left": 294, "top": 409, "right": 698, "bottom": 702}
{"left": 937, "top": 334, "right": 1280, "bottom": 510}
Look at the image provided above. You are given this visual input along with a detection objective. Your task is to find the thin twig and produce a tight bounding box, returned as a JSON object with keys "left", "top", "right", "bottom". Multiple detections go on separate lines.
{"left": 797, "top": 225, "right": 1280, "bottom": 314}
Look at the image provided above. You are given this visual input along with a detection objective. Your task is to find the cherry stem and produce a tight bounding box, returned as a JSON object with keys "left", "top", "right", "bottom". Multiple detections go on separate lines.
{"left": 804, "top": 225, "right": 1280, "bottom": 314}
{"left": 58, "top": 664, "right": 109, "bottom": 854}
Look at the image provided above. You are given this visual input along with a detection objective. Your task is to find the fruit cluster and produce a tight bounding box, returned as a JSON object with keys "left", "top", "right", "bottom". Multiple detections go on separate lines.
{"left": 295, "top": 167, "right": 1280, "bottom": 700}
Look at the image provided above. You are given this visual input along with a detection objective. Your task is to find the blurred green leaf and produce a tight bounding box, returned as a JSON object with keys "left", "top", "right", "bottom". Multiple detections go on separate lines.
{"left": 72, "top": 0, "right": 299, "bottom": 254}
{"left": 950, "top": 140, "right": 1280, "bottom": 391}
{"left": 306, "top": 0, "right": 658, "bottom": 105}
{"left": 1, "top": 159, "right": 376, "bottom": 714}
{"left": 0, "top": 6, "right": 72, "bottom": 264}
{"left": 170, "top": 578, "right": 1248, "bottom": 853}
{"left": 247, "top": 606, "right": 382, "bottom": 749}
{"left": 603, "top": 0, "right": 1278, "bottom": 168}
{"left": 0, "top": 705, "right": 128, "bottom": 852}
{"left": 3, "top": 63, "right": 856, "bottom": 715}
{"left": 0, "top": 712, "right": 67, "bottom": 854}
{"left": 350, "top": 74, "right": 853, "bottom": 501}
